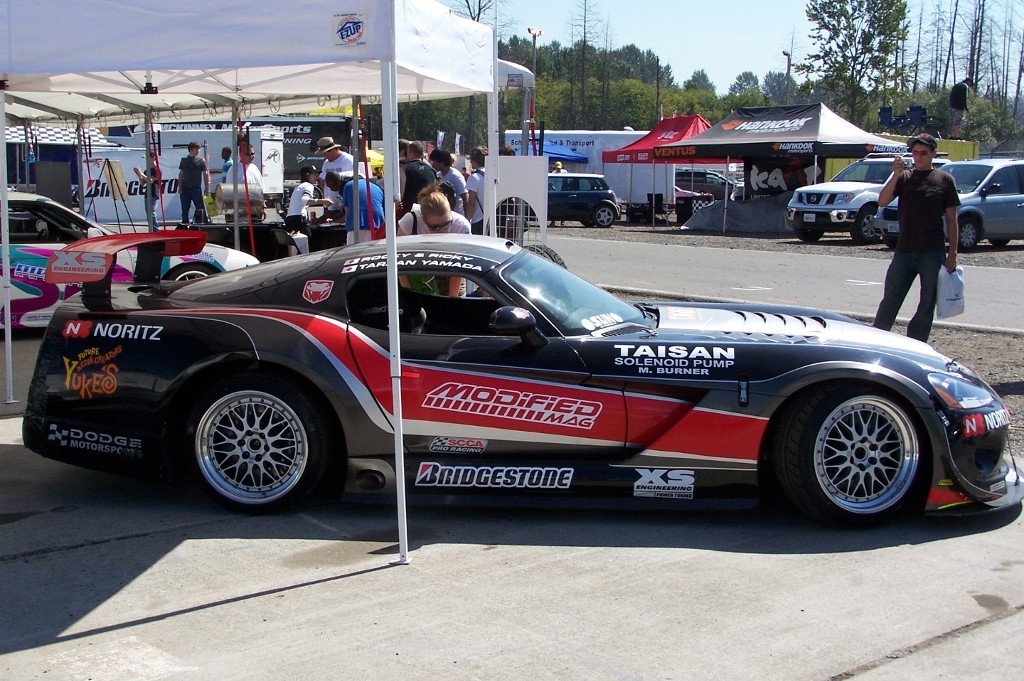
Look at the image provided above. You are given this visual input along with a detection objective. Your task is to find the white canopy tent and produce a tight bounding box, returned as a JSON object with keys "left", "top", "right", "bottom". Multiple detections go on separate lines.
{"left": 2, "top": 0, "right": 502, "bottom": 562}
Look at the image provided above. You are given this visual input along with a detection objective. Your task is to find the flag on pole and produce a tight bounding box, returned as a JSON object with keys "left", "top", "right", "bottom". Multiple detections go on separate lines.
{"left": 454, "top": 133, "right": 461, "bottom": 156}
{"left": 436, "top": 131, "right": 445, "bottom": 149}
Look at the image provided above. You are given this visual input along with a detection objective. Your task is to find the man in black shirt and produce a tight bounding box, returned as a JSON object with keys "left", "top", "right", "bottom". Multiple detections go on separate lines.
{"left": 399, "top": 140, "right": 437, "bottom": 218}
{"left": 948, "top": 77, "right": 972, "bottom": 139}
{"left": 873, "top": 134, "right": 960, "bottom": 342}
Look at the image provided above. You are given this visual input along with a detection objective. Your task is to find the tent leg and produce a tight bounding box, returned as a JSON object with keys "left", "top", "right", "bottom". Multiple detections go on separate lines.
{"left": 1, "top": 88, "right": 17, "bottom": 404}
{"left": 380, "top": 61, "right": 410, "bottom": 566}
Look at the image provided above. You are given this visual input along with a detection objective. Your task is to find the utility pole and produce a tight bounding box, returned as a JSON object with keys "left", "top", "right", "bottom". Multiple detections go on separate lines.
{"left": 782, "top": 51, "right": 792, "bottom": 104}
{"left": 527, "top": 27, "right": 543, "bottom": 77}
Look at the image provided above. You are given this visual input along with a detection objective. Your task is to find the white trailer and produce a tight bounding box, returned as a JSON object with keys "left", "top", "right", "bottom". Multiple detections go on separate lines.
{"left": 504, "top": 129, "right": 675, "bottom": 205}
{"left": 83, "top": 126, "right": 284, "bottom": 225}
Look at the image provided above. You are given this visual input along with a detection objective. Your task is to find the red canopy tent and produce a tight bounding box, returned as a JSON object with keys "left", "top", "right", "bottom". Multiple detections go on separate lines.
{"left": 601, "top": 115, "right": 715, "bottom": 164}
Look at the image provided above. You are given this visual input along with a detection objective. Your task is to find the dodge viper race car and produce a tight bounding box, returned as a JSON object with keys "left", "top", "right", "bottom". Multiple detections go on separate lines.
{"left": 2, "top": 191, "right": 259, "bottom": 329}
{"left": 22, "top": 232, "right": 1022, "bottom": 526}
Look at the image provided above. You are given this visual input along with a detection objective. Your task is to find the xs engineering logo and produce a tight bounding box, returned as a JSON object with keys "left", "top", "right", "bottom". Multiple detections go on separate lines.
{"left": 48, "top": 424, "right": 143, "bottom": 460}
{"left": 634, "top": 468, "right": 696, "bottom": 499}
{"left": 423, "top": 382, "right": 602, "bottom": 429}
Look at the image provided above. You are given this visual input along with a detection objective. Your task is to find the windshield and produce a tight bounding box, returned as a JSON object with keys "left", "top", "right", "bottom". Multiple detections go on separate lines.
{"left": 501, "top": 252, "right": 648, "bottom": 336}
{"left": 831, "top": 161, "right": 897, "bottom": 184}
{"left": 945, "top": 164, "right": 991, "bottom": 193}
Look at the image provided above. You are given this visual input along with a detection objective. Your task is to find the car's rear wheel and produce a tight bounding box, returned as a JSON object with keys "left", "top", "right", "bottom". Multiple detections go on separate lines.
{"left": 988, "top": 238, "right": 1010, "bottom": 247}
{"left": 526, "top": 243, "right": 568, "bottom": 268}
{"left": 794, "top": 227, "right": 823, "bottom": 242}
{"left": 163, "top": 262, "right": 220, "bottom": 281}
{"left": 958, "top": 215, "right": 981, "bottom": 251}
{"left": 850, "top": 205, "right": 880, "bottom": 245}
{"left": 186, "top": 374, "right": 333, "bottom": 514}
{"left": 591, "top": 203, "right": 617, "bottom": 228}
{"left": 774, "top": 383, "right": 923, "bottom": 526}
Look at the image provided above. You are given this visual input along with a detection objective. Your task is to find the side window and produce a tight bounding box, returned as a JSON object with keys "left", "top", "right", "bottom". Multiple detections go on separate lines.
{"left": 707, "top": 174, "right": 725, "bottom": 186}
{"left": 989, "top": 167, "right": 1021, "bottom": 195}
{"left": 7, "top": 210, "right": 45, "bottom": 243}
{"left": 549, "top": 176, "right": 563, "bottom": 191}
{"left": 563, "top": 177, "right": 579, "bottom": 191}
{"left": 346, "top": 273, "right": 505, "bottom": 336}
{"left": 578, "top": 178, "right": 593, "bottom": 191}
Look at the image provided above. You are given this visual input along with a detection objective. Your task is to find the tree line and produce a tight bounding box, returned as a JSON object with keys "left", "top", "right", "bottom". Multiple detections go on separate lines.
{"left": 389, "top": 0, "right": 1022, "bottom": 153}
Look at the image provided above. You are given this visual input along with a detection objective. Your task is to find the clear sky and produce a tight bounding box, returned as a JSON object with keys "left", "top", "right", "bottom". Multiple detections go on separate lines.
{"left": 496, "top": 0, "right": 816, "bottom": 94}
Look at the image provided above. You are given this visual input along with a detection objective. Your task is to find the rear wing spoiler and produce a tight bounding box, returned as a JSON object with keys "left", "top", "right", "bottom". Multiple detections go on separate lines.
{"left": 45, "top": 231, "right": 208, "bottom": 308}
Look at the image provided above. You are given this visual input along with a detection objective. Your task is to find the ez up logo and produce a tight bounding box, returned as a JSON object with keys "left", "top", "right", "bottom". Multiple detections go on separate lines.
{"left": 45, "top": 250, "right": 112, "bottom": 283}
{"left": 334, "top": 14, "right": 366, "bottom": 46}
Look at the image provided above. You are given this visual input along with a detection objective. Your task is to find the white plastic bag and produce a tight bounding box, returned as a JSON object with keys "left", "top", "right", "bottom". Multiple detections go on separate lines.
{"left": 936, "top": 265, "right": 965, "bottom": 319}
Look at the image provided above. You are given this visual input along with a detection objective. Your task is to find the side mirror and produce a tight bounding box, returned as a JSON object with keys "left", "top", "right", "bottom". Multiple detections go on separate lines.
{"left": 489, "top": 306, "right": 547, "bottom": 348}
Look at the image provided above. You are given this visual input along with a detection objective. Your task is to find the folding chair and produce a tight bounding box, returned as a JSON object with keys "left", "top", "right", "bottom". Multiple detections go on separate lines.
{"left": 906, "top": 105, "right": 925, "bottom": 133}
{"left": 877, "top": 106, "right": 894, "bottom": 132}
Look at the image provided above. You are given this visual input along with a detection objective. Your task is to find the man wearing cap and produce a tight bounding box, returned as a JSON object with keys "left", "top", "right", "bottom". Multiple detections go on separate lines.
{"left": 178, "top": 141, "right": 210, "bottom": 225}
{"left": 872, "top": 133, "right": 959, "bottom": 343}
{"left": 316, "top": 136, "right": 354, "bottom": 215}
{"left": 552, "top": 161, "right": 567, "bottom": 173}
{"left": 948, "top": 76, "right": 973, "bottom": 139}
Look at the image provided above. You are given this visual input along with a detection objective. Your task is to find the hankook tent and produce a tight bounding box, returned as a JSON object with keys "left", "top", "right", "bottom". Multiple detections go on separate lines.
{"left": 654, "top": 103, "right": 905, "bottom": 160}
{"left": 2, "top": 0, "right": 502, "bottom": 562}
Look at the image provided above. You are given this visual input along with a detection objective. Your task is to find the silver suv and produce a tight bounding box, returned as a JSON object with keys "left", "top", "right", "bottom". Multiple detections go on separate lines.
{"left": 877, "top": 158, "right": 1024, "bottom": 250}
{"left": 786, "top": 153, "right": 948, "bottom": 244}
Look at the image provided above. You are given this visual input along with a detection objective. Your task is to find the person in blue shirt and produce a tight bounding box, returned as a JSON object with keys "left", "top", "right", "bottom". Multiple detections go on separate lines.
{"left": 342, "top": 177, "right": 385, "bottom": 244}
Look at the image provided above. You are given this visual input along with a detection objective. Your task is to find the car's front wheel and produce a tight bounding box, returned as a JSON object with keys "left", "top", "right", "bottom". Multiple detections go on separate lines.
{"left": 794, "top": 227, "right": 823, "bottom": 242}
{"left": 591, "top": 203, "right": 618, "bottom": 228}
{"left": 958, "top": 215, "right": 982, "bottom": 251}
{"left": 774, "top": 383, "right": 924, "bottom": 526}
{"left": 186, "top": 374, "right": 334, "bottom": 514}
{"left": 850, "top": 205, "right": 880, "bottom": 245}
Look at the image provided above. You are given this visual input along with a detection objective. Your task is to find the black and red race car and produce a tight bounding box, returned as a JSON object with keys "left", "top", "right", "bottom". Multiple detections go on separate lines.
{"left": 22, "top": 232, "right": 1021, "bottom": 525}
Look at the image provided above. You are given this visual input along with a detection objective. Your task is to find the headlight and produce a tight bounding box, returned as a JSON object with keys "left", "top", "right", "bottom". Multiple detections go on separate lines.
{"left": 835, "top": 192, "right": 856, "bottom": 204}
{"left": 928, "top": 373, "right": 995, "bottom": 410}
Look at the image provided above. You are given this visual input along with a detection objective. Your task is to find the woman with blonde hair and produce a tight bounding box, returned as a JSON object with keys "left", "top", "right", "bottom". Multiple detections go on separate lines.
{"left": 397, "top": 183, "right": 470, "bottom": 296}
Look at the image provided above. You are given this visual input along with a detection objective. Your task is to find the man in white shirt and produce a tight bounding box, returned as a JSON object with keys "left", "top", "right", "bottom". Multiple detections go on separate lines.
{"left": 316, "top": 136, "right": 354, "bottom": 209}
{"left": 285, "top": 166, "right": 319, "bottom": 236}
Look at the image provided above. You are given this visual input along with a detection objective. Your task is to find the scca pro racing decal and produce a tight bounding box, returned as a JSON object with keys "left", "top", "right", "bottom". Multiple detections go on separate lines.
{"left": 634, "top": 468, "right": 695, "bottom": 499}
{"left": 48, "top": 423, "right": 142, "bottom": 460}
{"left": 423, "top": 382, "right": 602, "bottom": 429}
{"left": 415, "top": 462, "right": 573, "bottom": 490}
{"left": 429, "top": 437, "right": 488, "bottom": 454}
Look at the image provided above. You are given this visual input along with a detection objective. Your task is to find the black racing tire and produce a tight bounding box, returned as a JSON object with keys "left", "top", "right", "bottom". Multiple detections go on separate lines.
{"left": 850, "top": 205, "right": 880, "bottom": 245}
{"left": 185, "top": 373, "right": 334, "bottom": 514}
{"left": 591, "top": 203, "right": 618, "bottom": 228}
{"left": 526, "top": 243, "right": 568, "bottom": 269}
{"left": 958, "top": 215, "right": 982, "bottom": 251}
{"left": 162, "top": 261, "right": 220, "bottom": 281}
{"left": 794, "top": 227, "right": 823, "bottom": 243}
{"left": 988, "top": 238, "right": 1010, "bottom": 247}
{"left": 773, "top": 383, "right": 924, "bottom": 526}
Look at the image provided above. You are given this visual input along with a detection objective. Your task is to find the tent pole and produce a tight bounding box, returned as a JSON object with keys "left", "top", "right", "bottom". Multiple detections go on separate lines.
{"left": 231, "top": 103, "right": 240, "bottom": 251}
{"left": 350, "top": 98, "right": 361, "bottom": 243}
{"left": 485, "top": 0, "right": 499, "bottom": 238}
{"left": 381, "top": 61, "right": 410, "bottom": 566}
{"left": 722, "top": 156, "right": 730, "bottom": 234}
{"left": 1, "top": 86, "right": 17, "bottom": 403}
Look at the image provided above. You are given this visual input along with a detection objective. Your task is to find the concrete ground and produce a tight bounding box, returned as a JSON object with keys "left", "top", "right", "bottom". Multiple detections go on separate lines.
{"left": 1, "top": 416, "right": 1022, "bottom": 680}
